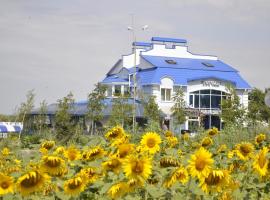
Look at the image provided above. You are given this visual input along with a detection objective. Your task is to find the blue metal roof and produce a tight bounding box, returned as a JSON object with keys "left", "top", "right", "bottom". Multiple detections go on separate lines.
{"left": 142, "top": 55, "right": 237, "bottom": 72}
{"left": 152, "top": 37, "right": 187, "bottom": 44}
{"left": 102, "top": 75, "right": 128, "bottom": 84}
{"left": 13, "top": 126, "right": 22, "bottom": 132}
{"left": 133, "top": 42, "right": 152, "bottom": 47}
{"left": 0, "top": 125, "right": 8, "bottom": 133}
{"left": 137, "top": 67, "right": 251, "bottom": 89}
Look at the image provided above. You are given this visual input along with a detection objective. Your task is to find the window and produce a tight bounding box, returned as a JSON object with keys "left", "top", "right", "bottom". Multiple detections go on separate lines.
{"left": 114, "top": 85, "right": 121, "bottom": 96}
{"left": 161, "top": 88, "right": 171, "bottom": 101}
{"left": 189, "top": 95, "right": 194, "bottom": 107}
{"left": 165, "top": 59, "right": 177, "bottom": 64}
{"left": 124, "top": 85, "right": 130, "bottom": 96}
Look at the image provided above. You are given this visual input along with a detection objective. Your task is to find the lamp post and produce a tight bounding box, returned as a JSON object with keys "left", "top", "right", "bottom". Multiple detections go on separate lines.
{"left": 127, "top": 15, "right": 148, "bottom": 133}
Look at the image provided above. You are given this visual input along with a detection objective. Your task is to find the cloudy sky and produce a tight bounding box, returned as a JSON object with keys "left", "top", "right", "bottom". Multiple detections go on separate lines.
{"left": 1, "top": 0, "right": 270, "bottom": 114}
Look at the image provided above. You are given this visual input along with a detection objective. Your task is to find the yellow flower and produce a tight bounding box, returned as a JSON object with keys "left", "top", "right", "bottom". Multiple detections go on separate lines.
{"left": 123, "top": 154, "right": 152, "bottom": 182}
{"left": 235, "top": 142, "right": 254, "bottom": 160}
{"left": 207, "top": 127, "right": 219, "bottom": 136}
{"left": 1, "top": 147, "right": 10, "bottom": 156}
{"left": 102, "top": 155, "right": 122, "bottom": 174}
{"left": 64, "top": 146, "right": 81, "bottom": 161}
{"left": 110, "top": 135, "right": 130, "bottom": 147}
{"left": 126, "top": 178, "right": 144, "bottom": 192}
{"left": 16, "top": 170, "right": 50, "bottom": 196}
{"left": 255, "top": 134, "right": 266, "bottom": 145}
{"left": 201, "top": 137, "right": 213, "bottom": 148}
{"left": 41, "top": 140, "right": 55, "bottom": 150}
{"left": 188, "top": 147, "right": 214, "bottom": 180}
{"left": 217, "top": 145, "right": 227, "bottom": 153}
{"left": 105, "top": 126, "right": 125, "bottom": 141}
{"left": 0, "top": 173, "right": 14, "bottom": 195}
{"left": 199, "top": 169, "right": 230, "bottom": 194}
{"left": 78, "top": 167, "right": 99, "bottom": 185}
{"left": 253, "top": 147, "right": 269, "bottom": 177}
{"left": 166, "top": 136, "right": 178, "bottom": 148}
{"left": 82, "top": 146, "right": 105, "bottom": 161}
{"left": 107, "top": 182, "right": 128, "bottom": 199}
{"left": 64, "top": 176, "right": 86, "bottom": 197}
{"left": 140, "top": 132, "right": 161, "bottom": 154}
{"left": 40, "top": 155, "right": 67, "bottom": 176}
{"left": 165, "top": 130, "right": 174, "bottom": 137}
{"left": 182, "top": 133, "right": 190, "bottom": 141}
{"left": 160, "top": 157, "right": 180, "bottom": 168}
{"left": 163, "top": 166, "right": 189, "bottom": 188}
{"left": 219, "top": 192, "right": 234, "bottom": 200}
{"left": 117, "top": 143, "right": 135, "bottom": 159}
{"left": 54, "top": 146, "right": 65, "bottom": 155}
{"left": 39, "top": 147, "right": 48, "bottom": 155}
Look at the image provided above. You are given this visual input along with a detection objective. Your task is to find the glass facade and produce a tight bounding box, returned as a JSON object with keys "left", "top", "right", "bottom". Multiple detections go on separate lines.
{"left": 189, "top": 89, "right": 227, "bottom": 109}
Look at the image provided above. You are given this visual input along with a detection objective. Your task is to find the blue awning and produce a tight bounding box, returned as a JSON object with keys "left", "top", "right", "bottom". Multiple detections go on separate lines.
{"left": 0, "top": 125, "right": 8, "bottom": 133}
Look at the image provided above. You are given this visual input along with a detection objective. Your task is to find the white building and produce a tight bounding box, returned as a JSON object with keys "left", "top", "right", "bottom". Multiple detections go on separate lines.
{"left": 101, "top": 37, "right": 251, "bottom": 131}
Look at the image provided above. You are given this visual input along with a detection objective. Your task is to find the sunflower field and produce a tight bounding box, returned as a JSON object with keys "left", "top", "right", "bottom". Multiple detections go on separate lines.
{"left": 1, "top": 126, "right": 270, "bottom": 199}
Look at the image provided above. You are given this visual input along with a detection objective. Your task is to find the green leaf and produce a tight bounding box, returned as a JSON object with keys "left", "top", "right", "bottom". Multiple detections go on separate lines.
{"left": 146, "top": 185, "right": 166, "bottom": 198}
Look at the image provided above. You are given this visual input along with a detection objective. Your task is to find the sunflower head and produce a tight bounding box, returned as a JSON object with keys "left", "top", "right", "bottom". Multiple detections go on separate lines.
{"left": 54, "top": 146, "right": 65, "bottom": 155}
{"left": 255, "top": 134, "right": 266, "bottom": 145}
{"left": 64, "top": 176, "right": 86, "bottom": 196}
{"left": 201, "top": 137, "right": 213, "bottom": 148}
{"left": 1, "top": 147, "right": 10, "bottom": 156}
{"left": 79, "top": 167, "right": 98, "bottom": 184}
{"left": 140, "top": 132, "right": 162, "bottom": 154}
{"left": 188, "top": 147, "right": 214, "bottom": 180}
{"left": 217, "top": 144, "right": 227, "bottom": 153}
{"left": 16, "top": 170, "right": 50, "bottom": 196}
{"left": 0, "top": 173, "right": 14, "bottom": 195}
{"left": 83, "top": 146, "right": 105, "bottom": 161}
{"left": 166, "top": 136, "right": 178, "bottom": 148}
{"left": 160, "top": 157, "right": 180, "bottom": 168}
{"left": 123, "top": 154, "right": 152, "bottom": 182}
{"left": 163, "top": 166, "right": 189, "bottom": 188}
{"left": 181, "top": 133, "right": 190, "bottom": 141}
{"left": 102, "top": 156, "right": 122, "bottom": 174}
{"left": 107, "top": 182, "right": 128, "bottom": 199}
{"left": 207, "top": 127, "right": 219, "bottom": 136}
{"left": 117, "top": 143, "right": 135, "bottom": 158}
{"left": 64, "top": 146, "right": 81, "bottom": 161}
{"left": 199, "top": 169, "right": 230, "bottom": 194}
{"left": 41, "top": 141, "right": 55, "bottom": 150}
{"left": 235, "top": 142, "right": 254, "bottom": 160}
{"left": 165, "top": 130, "right": 174, "bottom": 137}
{"left": 40, "top": 155, "right": 66, "bottom": 176}
{"left": 105, "top": 126, "right": 125, "bottom": 141}
{"left": 253, "top": 147, "right": 269, "bottom": 177}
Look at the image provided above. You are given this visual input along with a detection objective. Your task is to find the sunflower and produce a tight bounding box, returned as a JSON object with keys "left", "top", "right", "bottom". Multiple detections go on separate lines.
{"left": 182, "top": 132, "right": 190, "bottom": 141}
{"left": 82, "top": 146, "right": 105, "bottom": 161}
{"left": 105, "top": 126, "right": 125, "bottom": 141}
{"left": 126, "top": 178, "right": 144, "bottom": 192}
{"left": 188, "top": 147, "right": 214, "bottom": 180}
{"left": 255, "top": 134, "right": 266, "bottom": 145}
{"left": 41, "top": 140, "right": 55, "bottom": 150}
{"left": 217, "top": 144, "right": 227, "bottom": 153}
{"left": 163, "top": 166, "right": 189, "bottom": 188}
{"left": 235, "top": 142, "right": 254, "bottom": 160}
{"left": 201, "top": 137, "right": 213, "bottom": 148}
{"left": 40, "top": 155, "right": 67, "bottom": 176}
{"left": 102, "top": 155, "right": 122, "bottom": 174}
{"left": 166, "top": 136, "right": 178, "bottom": 148}
{"left": 253, "top": 147, "right": 269, "bottom": 177}
{"left": 199, "top": 169, "right": 230, "bottom": 194}
{"left": 117, "top": 143, "right": 135, "bottom": 158}
{"left": 0, "top": 173, "right": 14, "bottom": 195}
{"left": 165, "top": 130, "right": 174, "bottom": 137}
{"left": 140, "top": 132, "right": 161, "bottom": 154}
{"left": 107, "top": 182, "right": 128, "bottom": 199}
{"left": 54, "top": 146, "right": 65, "bottom": 155}
{"left": 78, "top": 167, "right": 99, "bottom": 184}
{"left": 64, "top": 146, "right": 81, "bottom": 161}
{"left": 123, "top": 154, "right": 152, "bottom": 182}
{"left": 1, "top": 147, "right": 10, "bottom": 156}
{"left": 160, "top": 157, "right": 180, "bottom": 168}
{"left": 207, "top": 127, "right": 219, "bottom": 136}
{"left": 64, "top": 176, "right": 86, "bottom": 196}
{"left": 16, "top": 170, "right": 50, "bottom": 196}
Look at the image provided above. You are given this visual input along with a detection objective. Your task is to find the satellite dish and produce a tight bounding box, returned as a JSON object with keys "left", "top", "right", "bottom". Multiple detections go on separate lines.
{"left": 265, "top": 90, "right": 270, "bottom": 107}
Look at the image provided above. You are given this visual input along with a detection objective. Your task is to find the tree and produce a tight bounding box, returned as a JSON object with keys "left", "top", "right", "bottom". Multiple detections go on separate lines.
{"left": 17, "top": 90, "right": 35, "bottom": 138}
{"left": 86, "top": 83, "right": 107, "bottom": 135}
{"left": 108, "top": 95, "right": 133, "bottom": 128}
{"left": 143, "top": 95, "right": 161, "bottom": 131}
{"left": 221, "top": 84, "right": 245, "bottom": 126}
{"left": 36, "top": 100, "right": 48, "bottom": 134}
{"left": 55, "top": 92, "right": 75, "bottom": 143}
{"left": 248, "top": 88, "right": 270, "bottom": 126}
{"left": 171, "top": 88, "right": 186, "bottom": 133}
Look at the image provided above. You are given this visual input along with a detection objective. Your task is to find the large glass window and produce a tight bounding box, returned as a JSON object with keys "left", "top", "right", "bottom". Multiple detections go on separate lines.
{"left": 189, "top": 89, "right": 226, "bottom": 109}
{"left": 161, "top": 88, "right": 172, "bottom": 101}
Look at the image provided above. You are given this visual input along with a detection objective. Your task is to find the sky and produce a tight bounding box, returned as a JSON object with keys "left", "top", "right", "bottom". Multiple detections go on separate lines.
{"left": 0, "top": 0, "right": 270, "bottom": 114}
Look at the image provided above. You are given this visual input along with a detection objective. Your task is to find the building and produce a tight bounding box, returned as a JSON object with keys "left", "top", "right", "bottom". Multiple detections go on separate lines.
{"left": 101, "top": 37, "right": 251, "bottom": 131}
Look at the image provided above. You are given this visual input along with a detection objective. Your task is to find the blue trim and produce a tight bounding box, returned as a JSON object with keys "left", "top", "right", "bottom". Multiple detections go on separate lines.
{"left": 152, "top": 37, "right": 187, "bottom": 44}
{"left": 0, "top": 125, "right": 8, "bottom": 133}
{"left": 133, "top": 42, "right": 152, "bottom": 47}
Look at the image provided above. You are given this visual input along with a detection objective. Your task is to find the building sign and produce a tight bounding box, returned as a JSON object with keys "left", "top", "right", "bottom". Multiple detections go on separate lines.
{"left": 201, "top": 80, "right": 220, "bottom": 87}
{"left": 200, "top": 109, "right": 221, "bottom": 115}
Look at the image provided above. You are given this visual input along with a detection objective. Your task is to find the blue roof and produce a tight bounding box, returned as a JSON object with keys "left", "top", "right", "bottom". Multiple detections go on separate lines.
{"left": 152, "top": 37, "right": 187, "bottom": 44}
{"left": 142, "top": 55, "right": 237, "bottom": 72}
{"left": 137, "top": 67, "right": 251, "bottom": 89}
{"left": 13, "top": 126, "right": 22, "bottom": 132}
{"left": 102, "top": 75, "right": 128, "bottom": 83}
{"left": 0, "top": 125, "right": 8, "bottom": 133}
{"left": 133, "top": 42, "right": 152, "bottom": 47}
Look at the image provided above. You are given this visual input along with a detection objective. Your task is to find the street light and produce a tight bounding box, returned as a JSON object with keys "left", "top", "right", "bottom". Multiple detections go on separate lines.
{"left": 127, "top": 15, "right": 148, "bottom": 133}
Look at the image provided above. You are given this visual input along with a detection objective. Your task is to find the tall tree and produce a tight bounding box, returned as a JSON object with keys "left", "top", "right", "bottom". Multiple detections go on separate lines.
{"left": 36, "top": 100, "right": 48, "bottom": 134}
{"left": 55, "top": 92, "right": 75, "bottom": 143}
{"left": 17, "top": 89, "right": 35, "bottom": 138}
{"left": 143, "top": 95, "right": 161, "bottom": 131}
{"left": 108, "top": 95, "right": 133, "bottom": 128}
{"left": 86, "top": 83, "right": 107, "bottom": 135}
{"left": 221, "top": 84, "right": 245, "bottom": 126}
{"left": 171, "top": 88, "right": 186, "bottom": 133}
